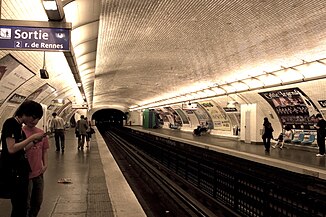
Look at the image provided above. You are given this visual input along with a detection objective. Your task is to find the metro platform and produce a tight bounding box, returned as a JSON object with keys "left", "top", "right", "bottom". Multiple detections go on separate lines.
{"left": 1, "top": 126, "right": 325, "bottom": 217}
{"left": 127, "top": 126, "right": 326, "bottom": 180}
{"left": 0, "top": 127, "right": 146, "bottom": 217}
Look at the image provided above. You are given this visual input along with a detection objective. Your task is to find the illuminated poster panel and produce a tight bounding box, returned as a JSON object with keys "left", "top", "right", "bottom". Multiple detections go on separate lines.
{"left": 60, "top": 103, "right": 74, "bottom": 121}
{"left": 200, "top": 101, "right": 230, "bottom": 131}
{"left": 259, "top": 87, "right": 319, "bottom": 129}
{"left": 26, "top": 83, "right": 55, "bottom": 102}
{"left": 46, "top": 104, "right": 56, "bottom": 125}
{"left": 163, "top": 106, "right": 183, "bottom": 126}
{"left": 0, "top": 54, "right": 35, "bottom": 106}
{"left": 173, "top": 107, "right": 190, "bottom": 124}
{"left": 185, "top": 109, "right": 200, "bottom": 127}
{"left": 0, "top": 105, "right": 16, "bottom": 133}
{"left": 8, "top": 93, "right": 26, "bottom": 104}
{"left": 55, "top": 101, "right": 72, "bottom": 116}
{"left": 155, "top": 108, "right": 169, "bottom": 123}
{"left": 193, "top": 103, "right": 213, "bottom": 127}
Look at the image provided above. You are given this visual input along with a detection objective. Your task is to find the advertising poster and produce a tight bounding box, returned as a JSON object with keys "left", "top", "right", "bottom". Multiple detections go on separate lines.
{"left": 173, "top": 107, "right": 190, "bottom": 124}
{"left": 193, "top": 103, "right": 213, "bottom": 127}
{"left": 259, "top": 87, "right": 319, "bottom": 129}
{"left": 0, "top": 54, "right": 35, "bottom": 106}
{"left": 185, "top": 109, "right": 200, "bottom": 128}
{"left": 26, "top": 83, "right": 55, "bottom": 102}
{"left": 155, "top": 108, "right": 169, "bottom": 123}
{"left": 55, "top": 100, "right": 71, "bottom": 115}
{"left": 60, "top": 103, "right": 74, "bottom": 122}
{"left": 8, "top": 93, "right": 26, "bottom": 104}
{"left": 0, "top": 105, "right": 16, "bottom": 133}
{"left": 200, "top": 101, "right": 230, "bottom": 131}
{"left": 163, "top": 106, "right": 183, "bottom": 126}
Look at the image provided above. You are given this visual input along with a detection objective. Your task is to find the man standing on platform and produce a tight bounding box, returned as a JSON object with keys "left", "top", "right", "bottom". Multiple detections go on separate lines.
{"left": 314, "top": 113, "right": 326, "bottom": 157}
{"left": 51, "top": 112, "right": 65, "bottom": 153}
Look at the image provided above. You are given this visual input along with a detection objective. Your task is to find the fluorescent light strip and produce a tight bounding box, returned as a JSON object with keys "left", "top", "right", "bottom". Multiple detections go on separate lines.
{"left": 129, "top": 58, "right": 326, "bottom": 111}
{"left": 43, "top": 1, "right": 58, "bottom": 10}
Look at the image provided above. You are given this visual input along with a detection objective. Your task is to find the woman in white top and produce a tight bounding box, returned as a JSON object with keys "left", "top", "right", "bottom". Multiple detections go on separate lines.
{"left": 283, "top": 125, "right": 293, "bottom": 143}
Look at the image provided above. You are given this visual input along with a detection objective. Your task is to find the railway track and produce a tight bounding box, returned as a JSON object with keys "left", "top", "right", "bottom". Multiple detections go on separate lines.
{"left": 103, "top": 130, "right": 224, "bottom": 217}
{"left": 100, "top": 127, "right": 326, "bottom": 217}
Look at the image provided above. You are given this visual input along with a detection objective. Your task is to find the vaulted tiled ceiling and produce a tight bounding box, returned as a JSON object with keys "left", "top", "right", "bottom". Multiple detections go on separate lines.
{"left": 1, "top": 0, "right": 326, "bottom": 112}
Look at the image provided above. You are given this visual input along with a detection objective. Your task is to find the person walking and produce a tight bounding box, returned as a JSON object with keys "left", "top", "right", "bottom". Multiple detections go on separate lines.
{"left": 314, "top": 113, "right": 326, "bottom": 157}
{"left": 23, "top": 121, "right": 49, "bottom": 217}
{"left": 0, "top": 100, "right": 45, "bottom": 217}
{"left": 262, "top": 117, "right": 274, "bottom": 153}
{"left": 85, "top": 117, "right": 93, "bottom": 148}
{"left": 51, "top": 112, "right": 65, "bottom": 153}
{"left": 75, "top": 115, "right": 88, "bottom": 150}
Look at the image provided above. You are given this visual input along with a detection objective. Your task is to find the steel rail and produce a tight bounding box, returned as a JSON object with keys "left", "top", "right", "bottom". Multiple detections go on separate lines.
{"left": 106, "top": 130, "right": 217, "bottom": 217}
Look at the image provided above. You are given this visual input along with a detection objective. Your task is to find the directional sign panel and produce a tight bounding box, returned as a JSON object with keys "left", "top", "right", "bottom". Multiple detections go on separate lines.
{"left": 0, "top": 20, "right": 71, "bottom": 52}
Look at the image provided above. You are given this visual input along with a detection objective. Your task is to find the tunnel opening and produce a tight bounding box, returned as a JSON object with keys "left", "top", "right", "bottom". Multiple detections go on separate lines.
{"left": 92, "top": 109, "right": 127, "bottom": 130}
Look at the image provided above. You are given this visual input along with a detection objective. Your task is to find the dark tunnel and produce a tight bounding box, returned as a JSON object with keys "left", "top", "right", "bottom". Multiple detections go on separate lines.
{"left": 92, "top": 109, "right": 127, "bottom": 130}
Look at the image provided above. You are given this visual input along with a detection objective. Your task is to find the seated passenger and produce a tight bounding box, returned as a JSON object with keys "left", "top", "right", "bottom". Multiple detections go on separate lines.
{"left": 284, "top": 126, "right": 293, "bottom": 143}
{"left": 272, "top": 133, "right": 284, "bottom": 149}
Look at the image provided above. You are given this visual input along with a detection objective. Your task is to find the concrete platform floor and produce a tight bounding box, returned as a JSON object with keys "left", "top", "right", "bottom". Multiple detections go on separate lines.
{"left": 0, "top": 128, "right": 146, "bottom": 217}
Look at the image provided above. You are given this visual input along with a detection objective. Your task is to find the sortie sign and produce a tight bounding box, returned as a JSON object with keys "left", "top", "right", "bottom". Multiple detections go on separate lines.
{"left": 0, "top": 20, "right": 71, "bottom": 51}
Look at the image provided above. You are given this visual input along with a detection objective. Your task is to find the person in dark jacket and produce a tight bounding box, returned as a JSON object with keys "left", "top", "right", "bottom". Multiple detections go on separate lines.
{"left": 75, "top": 115, "right": 88, "bottom": 150}
{"left": 0, "top": 100, "right": 45, "bottom": 217}
{"left": 314, "top": 113, "right": 326, "bottom": 157}
{"left": 262, "top": 117, "right": 274, "bottom": 153}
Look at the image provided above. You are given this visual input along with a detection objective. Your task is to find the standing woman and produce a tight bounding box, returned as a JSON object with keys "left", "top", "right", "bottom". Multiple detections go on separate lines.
{"left": 0, "top": 100, "right": 45, "bottom": 217}
{"left": 262, "top": 117, "right": 274, "bottom": 153}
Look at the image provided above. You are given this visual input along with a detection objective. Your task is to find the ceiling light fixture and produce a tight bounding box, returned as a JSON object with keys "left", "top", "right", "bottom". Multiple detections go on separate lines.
{"left": 42, "top": 0, "right": 87, "bottom": 106}
{"left": 42, "top": 0, "right": 58, "bottom": 10}
{"left": 42, "top": 0, "right": 64, "bottom": 21}
{"left": 129, "top": 58, "right": 326, "bottom": 111}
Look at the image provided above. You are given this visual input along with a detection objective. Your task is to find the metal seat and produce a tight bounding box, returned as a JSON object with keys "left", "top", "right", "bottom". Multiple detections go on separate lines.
{"left": 301, "top": 134, "right": 315, "bottom": 145}
{"left": 291, "top": 132, "right": 305, "bottom": 144}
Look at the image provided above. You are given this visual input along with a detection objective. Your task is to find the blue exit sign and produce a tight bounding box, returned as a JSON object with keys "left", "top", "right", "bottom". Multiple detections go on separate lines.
{"left": 0, "top": 20, "right": 71, "bottom": 51}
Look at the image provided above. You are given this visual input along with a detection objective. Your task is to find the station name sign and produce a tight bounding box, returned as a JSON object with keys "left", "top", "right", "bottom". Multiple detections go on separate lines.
{"left": 223, "top": 107, "right": 238, "bottom": 112}
{"left": 0, "top": 19, "right": 71, "bottom": 52}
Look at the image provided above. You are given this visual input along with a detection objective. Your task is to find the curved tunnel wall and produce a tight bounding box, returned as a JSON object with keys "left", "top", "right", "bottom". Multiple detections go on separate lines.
{"left": 132, "top": 77, "right": 326, "bottom": 143}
